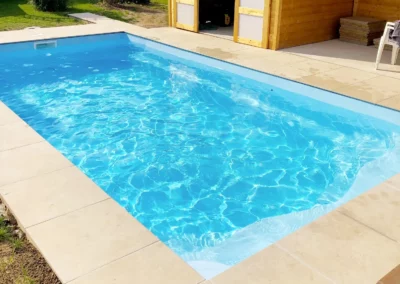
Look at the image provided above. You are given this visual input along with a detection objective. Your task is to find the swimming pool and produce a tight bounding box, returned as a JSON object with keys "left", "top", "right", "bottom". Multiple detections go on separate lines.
{"left": 1, "top": 33, "right": 399, "bottom": 278}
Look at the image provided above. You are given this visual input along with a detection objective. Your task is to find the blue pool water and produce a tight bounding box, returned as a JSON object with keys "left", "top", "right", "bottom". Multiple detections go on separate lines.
{"left": 1, "top": 33, "right": 400, "bottom": 278}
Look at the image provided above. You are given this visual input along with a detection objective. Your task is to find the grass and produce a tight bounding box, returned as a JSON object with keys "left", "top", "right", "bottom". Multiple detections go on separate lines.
{"left": 0, "top": 0, "right": 168, "bottom": 31}
{"left": 0, "top": 215, "right": 24, "bottom": 251}
{"left": 15, "top": 269, "right": 36, "bottom": 284}
{"left": 0, "top": 216, "right": 12, "bottom": 241}
{"left": 0, "top": 216, "right": 17, "bottom": 244}
{"left": 0, "top": 207, "right": 60, "bottom": 283}
{"left": 11, "top": 238, "right": 25, "bottom": 252}
{"left": 0, "top": 227, "right": 11, "bottom": 241}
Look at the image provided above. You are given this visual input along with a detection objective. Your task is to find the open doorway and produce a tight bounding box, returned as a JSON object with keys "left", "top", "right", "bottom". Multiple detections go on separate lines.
{"left": 198, "top": 0, "right": 235, "bottom": 40}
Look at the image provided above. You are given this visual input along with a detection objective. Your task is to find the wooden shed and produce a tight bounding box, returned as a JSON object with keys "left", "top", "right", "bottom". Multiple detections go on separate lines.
{"left": 167, "top": 0, "right": 400, "bottom": 50}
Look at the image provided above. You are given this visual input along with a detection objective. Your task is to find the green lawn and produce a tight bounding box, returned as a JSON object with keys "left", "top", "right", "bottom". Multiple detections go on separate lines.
{"left": 0, "top": 0, "right": 168, "bottom": 31}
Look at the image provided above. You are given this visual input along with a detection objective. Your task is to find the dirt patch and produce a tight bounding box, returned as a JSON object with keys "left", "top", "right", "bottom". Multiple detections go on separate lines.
{"left": 111, "top": 3, "right": 168, "bottom": 28}
{"left": 134, "top": 10, "right": 168, "bottom": 28}
{"left": 0, "top": 201, "right": 60, "bottom": 284}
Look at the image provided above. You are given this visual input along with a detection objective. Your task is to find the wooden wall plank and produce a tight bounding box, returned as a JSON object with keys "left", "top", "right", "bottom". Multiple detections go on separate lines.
{"left": 262, "top": 0, "right": 272, "bottom": 48}
{"left": 277, "top": 0, "right": 353, "bottom": 49}
{"left": 270, "top": 0, "right": 282, "bottom": 50}
{"left": 237, "top": 37, "right": 263, "bottom": 47}
{"left": 233, "top": 0, "right": 240, "bottom": 42}
{"left": 353, "top": 0, "right": 400, "bottom": 21}
{"left": 194, "top": 0, "right": 199, "bottom": 32}
{"left": 353, "top": 0, "right": 359, "bottom": 16}
{"left": 176, "top": 22, "right": 195, "bottom": 31}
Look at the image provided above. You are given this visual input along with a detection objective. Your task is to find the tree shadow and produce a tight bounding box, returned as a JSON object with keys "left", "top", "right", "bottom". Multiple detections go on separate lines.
{"left": 116, "top": 3, "right": 166, "bottom": 14}
{"left": 0, "top": 0, "right": 26, "bottom": 17}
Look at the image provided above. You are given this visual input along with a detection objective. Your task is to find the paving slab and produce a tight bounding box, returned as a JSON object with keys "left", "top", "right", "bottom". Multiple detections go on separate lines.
{"left": 69, "top": 13, "right": 114, "bottom": 23}
{"left": 339, "top": 180, "right": 400, "bottom": 243}
{"left": 277, "top": 210, "right": 400, "bottom": 284}
{"left": 0, "top": 23, "right": 124, "bottom": 44}
{"left": 0, "top": 102, "right": 23, "bottom": 126}
{"left": 380, "top": 95, "right": 400, "bottom": 110}
{"left": 0, "top": 166, "right": 109, "bottom": 228}
{"left": 268, "top": 65, "right": 315, "bottom": 80}
{"left": 68, "top": 241, "right": 204, "bottom": 284}
{"left": 27, "top": 199, "right": 158, "bottom": 283}
{"left": 212, "top": 245, "right": 332, "bottom": 284}
{"left": 287, "top": 59, "right": 342, "bottom": 75}
{"left": 335, "top": 75, "right": 400, "bottom": 103}
{"left": 298, "top": 67, "right": 379, "bottom": 92}
{"left": 227, "top": 52, "right": 307, "bottom": 72}
{"left": 0, "top": 141, "right": 73, "bottom": 187}
{"left": 283, "top": 39, "right": 398, "bottom": 73}
{"left": 0, "top": 122, "right": 44, "bottom": 152}
{"left": 385, "top": 174, "right": 400, "bottom": 189}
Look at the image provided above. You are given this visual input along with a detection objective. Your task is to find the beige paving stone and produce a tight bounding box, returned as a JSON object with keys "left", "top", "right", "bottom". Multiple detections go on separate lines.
{"left": 379, "top": 95, "right": 400, "bottom": 111}
{"left": 212, "top": 245, "right": 332, "bottom": 284}
{"left": 190, "top": 42, "right": 249, "bottom": 56}
{"left": 288, "top": 59, "right": 342, "bottom": 74}
{"left": 0, "top": 122, "right": 44, "bottom": 152}
{"left": 69, "top": 13, "right": 113, "bottom": 24}
{"left": 385, "top": 174, "right": 400, "bottom": 190}
{"left": 268, "top": 65, "right": 314, "bottom": 80}
{"left": 228, "top": 53, "right": 307, "bottom": 72}
{"left": 0, "top": 102, "right": 22, "bottom": 126}
{"left": 192, "top": 37, "right": 248, "bottom": 53}
{"left": 0, "top": 141, "right": 72, "bottom": 187}
{"left": 27, "top": 198, "right": 158, "bottom": 283}
{"left": 277, "top": 211, "right": 400, "bottom": 284}
{"left": 68, "top": 241, "right": 203, "bottom": 284}
{"left": 152, "top": 29, "right": 247, "bottom": 54}
{"left": 338, "top": 182, "right": 400, "bottom": 243}
{"left": 298, "top": 67, "right": 378, "bottom": 92}
{"left": 194, "top": 47, "right": 240, "bottom": 60}
{"left": 0, "top": 166, "right": 109, "bottom": 228}
{"left": 335, "top": 76, "right": 400, "bottom": 103}
{"left": 283, "top": 39, "right": 393, "bottom": 73}
{"left": 376, "top": 65, "right": 400, "bottom": 80}
{"left": 228, "top": 47, "right": 307, "bottom": 63}
{"left": 0, "top": 23, "right": 124, "bottom": 44}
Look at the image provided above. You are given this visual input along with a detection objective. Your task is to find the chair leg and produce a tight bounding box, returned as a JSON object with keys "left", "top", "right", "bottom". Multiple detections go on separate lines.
{"left": 376, "top": 39, "right": 385, "bottom": 69}
{"left": 392, "top": 45, "right": 400, "bottom": 65}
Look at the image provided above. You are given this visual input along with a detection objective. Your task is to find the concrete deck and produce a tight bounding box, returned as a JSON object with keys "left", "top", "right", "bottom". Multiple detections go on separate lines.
{"left": 0, "top": 14, "right": 399, "bottom": 284}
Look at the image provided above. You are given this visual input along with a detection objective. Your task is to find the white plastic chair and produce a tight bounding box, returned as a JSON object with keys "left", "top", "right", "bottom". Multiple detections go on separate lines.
{"left": 376, "top": 22, "right": 399, "bottom": 69}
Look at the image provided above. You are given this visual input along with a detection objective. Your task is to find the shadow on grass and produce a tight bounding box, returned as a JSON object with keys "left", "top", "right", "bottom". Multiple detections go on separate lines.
{"left": 117, "top": 3, "right": 166, "bottom": 14}
{"left": 0, "top": 0, "right": 26, "bottom": 17}
{"left": 20, "top": 14, "right": 80, "bottom": 23}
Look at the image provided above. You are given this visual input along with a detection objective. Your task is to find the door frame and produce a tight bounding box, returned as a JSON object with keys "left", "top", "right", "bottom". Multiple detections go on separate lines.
{"left": 173, "top": 0, "right": 199, "bottom": 32}
{"left": 233, "top": 0, "right": 272, "bottom": 48}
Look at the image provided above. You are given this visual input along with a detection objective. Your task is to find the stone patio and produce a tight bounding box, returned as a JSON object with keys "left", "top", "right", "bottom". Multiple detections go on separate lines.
{"left": 0, "top": 14, "right": 399, "bottom": 284}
